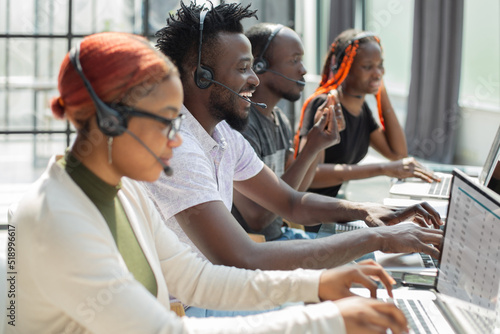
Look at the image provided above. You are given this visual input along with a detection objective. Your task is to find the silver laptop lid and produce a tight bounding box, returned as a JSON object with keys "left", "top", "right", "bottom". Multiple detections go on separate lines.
{"left": 479, "top": 125, "right": 500, "bottom": 187}
{"left": 436, "top": 169, "right": 500, "bottom": 313}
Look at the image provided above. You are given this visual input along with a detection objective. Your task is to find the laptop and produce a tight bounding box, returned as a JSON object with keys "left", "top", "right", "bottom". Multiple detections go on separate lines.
{"left": 486, "top": 157, "right": 500, "bottom": 195}
{"left": 389, "top": 125, "right": 500, "bottom": 200}
{"left": 355, "top": 169, "right": 500, "bottom": 334}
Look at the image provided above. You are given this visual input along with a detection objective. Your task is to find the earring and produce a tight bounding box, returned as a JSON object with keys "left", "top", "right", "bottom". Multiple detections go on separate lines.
{"left": 107, "top": 137, "right": 113, "bottom": 164}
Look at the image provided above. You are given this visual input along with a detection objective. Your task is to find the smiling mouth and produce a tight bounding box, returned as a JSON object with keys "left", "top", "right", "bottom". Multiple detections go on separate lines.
{"left": 237, "top": 91, "right": 254, "bottom": 105}
{"left": 240, "top": 91, "right": 253, "bottom": 100}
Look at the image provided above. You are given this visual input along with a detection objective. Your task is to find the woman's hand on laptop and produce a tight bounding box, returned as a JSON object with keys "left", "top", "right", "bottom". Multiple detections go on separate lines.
{"left": 318, "top": 259, "right": 396, "bottom": 300}
{"left": 383, "top": 157, "right": 441, "bottom": 183}
{"left": 363, "top": 201, "right": 444, "bottom": 229}
{"left": 336, "top": 296, "right": 409, "bottom": 334}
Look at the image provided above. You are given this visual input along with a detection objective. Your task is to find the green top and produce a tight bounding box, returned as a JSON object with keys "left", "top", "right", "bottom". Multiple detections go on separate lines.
{"left": 58, "top": 152, "right": 158, "bottom": 297}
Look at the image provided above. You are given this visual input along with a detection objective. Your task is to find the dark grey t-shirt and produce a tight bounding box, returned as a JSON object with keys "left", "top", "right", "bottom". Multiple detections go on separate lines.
{"left": 231, "top": 105, "right": 293, "bottom": 240}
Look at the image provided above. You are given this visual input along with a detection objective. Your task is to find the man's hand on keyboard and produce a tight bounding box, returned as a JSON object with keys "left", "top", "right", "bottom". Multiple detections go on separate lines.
{"left": 374, "top": 222, "right": 443, "bottom": 259}
{"left": 363, "top": 201, "right": 444, "bottom": 229}
{"left": 335, "top": 296, "right": 410, "bottom": 334}
{"left": 318, "top": 259, "right": 396, "bottom": 301}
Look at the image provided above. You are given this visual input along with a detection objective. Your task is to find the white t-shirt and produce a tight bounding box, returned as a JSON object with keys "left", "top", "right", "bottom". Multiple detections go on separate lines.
{"left": 144, "top": 106, "right": 264, "bottom": 258}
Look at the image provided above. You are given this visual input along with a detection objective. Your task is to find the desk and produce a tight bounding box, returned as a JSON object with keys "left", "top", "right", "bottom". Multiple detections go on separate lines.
{"left": 343, "top": 175, "right": 392, "bottom": 204}
{"left": 315, "top": 155, "right": 443, "bottom": 280}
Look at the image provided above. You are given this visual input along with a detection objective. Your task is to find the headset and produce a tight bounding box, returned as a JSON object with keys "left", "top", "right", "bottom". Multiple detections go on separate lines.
{"left": 331, "top": 31, "right": 377, "bottom": 72}
{"left": 69, "top": 44, "right": 128, "bottom": 137}
{"left": 252, "top": 24, "right": 283, "bottom": 74}
{"left": 193, "top": 8, "right": 267, "bottom": 108}
{"left": 252, "top": 24, "right": 305, "bottom": 87}
{"left": 194, "top": 8, "right": 213, "bottom": 89}
{"left": 68, "top": 43, "right": 176, "bottom": 175}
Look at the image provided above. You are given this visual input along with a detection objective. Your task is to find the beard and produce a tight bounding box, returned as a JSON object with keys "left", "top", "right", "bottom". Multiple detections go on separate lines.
{"left": 282, "top": 90, "right": 301, "bottom": 102}
{"left": 208, "top": 85, "right": 250, "bottom": 131}
{"left": 268, "top": 80, "right": 302, "bottom": 102}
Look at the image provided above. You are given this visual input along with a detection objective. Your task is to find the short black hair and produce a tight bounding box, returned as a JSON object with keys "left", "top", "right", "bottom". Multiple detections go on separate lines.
{"left": 245, "top": 22, "right": 280, "bottom": 60}
{"left": 155, "top": 1, "right": 257, "bottom": 84}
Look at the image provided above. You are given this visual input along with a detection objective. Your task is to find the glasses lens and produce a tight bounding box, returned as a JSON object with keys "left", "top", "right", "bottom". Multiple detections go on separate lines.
{"left": 165, "top": 115, "right": 184, "bottom": 140}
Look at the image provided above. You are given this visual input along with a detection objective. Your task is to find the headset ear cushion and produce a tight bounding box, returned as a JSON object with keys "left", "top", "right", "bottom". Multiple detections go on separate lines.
{"left": 96, "top": 107, "right": 127, "bottom": 137}
{"left": 195, "top": 65, "right": 214, "bottom": 89}
{"left": 253, "top": 58, "right": 268, "bottom": 74}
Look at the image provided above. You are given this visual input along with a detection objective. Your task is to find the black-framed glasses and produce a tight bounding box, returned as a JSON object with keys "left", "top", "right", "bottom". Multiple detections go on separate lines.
{"left": 113, "top": 104, "right": 185, "bottom": 140}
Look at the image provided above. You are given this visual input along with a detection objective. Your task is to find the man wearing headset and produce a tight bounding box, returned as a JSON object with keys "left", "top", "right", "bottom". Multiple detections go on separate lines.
{"left": 146, "top": 1, "right": 442, "bottom": 280}
{"left": 231, "top": 23, "right": 343, "bottom": 241}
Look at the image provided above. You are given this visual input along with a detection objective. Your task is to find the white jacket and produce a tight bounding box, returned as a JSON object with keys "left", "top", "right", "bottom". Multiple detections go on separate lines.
{"left": 6, "top": 156, "right": 346, "bottom": 334}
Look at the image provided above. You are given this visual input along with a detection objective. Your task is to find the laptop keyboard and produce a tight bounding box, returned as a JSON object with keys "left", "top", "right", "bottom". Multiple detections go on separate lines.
{"left": 454, "top": 304, "right": 495, "bottom": 333}
{"left": 382, "top": 298, "right": 439, "bottom": 334}
{"left": 428, "top": 175, "right": 452, "bottom": 197}
{"left": 383, "top": 297, "right": 495, "bottom": 334}
{"left": 335, "top": 221, "right": 367, "bottom": 233}
{"left": 419, "top": 253, "right": 438, "bottom": 268}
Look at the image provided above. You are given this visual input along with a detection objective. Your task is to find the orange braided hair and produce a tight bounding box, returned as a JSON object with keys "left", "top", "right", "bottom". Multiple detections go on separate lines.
{"left": 294, "top": 32, "right": 384, "bottom": 157}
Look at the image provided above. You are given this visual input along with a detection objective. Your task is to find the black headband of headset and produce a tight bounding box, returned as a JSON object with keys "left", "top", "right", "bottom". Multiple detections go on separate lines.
{"left": 257, "top": 24, "right": 283, "bottom": 60}
{"left": 332, "top": 31, "right": 378, "bottom": 71}
{"left": 69, "top": 43, "right": 129, "bottom": 137}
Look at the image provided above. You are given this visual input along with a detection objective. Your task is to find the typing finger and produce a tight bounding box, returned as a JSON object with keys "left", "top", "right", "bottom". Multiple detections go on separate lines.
{"left": 369, "top": 301, "right": 409, "bottom": 334}
{"left": 419, "top": 201, "right": 444, "bottom": 227}
{"left": 419, "top": 239, "right": 442, "bottom": 259}
{"left": 402, "top": 204, "right": 442, "bottom": 228}
{"left": 413, "top": 169, "right": 435, "bottom": 183}
{"left": 355, "top": 265, "right": 396, "bottom": 298}
{"left": 411, "top": 213, "right": 432, "bottom": 228}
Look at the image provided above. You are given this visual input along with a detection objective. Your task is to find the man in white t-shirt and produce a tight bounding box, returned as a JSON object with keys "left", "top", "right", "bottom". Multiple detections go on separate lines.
{"left": 147, "top": 3, "right": 443, "bottom": 273}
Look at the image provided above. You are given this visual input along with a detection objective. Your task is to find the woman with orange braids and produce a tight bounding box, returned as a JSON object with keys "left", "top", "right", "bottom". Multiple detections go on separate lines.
{"left": 8, "top": 31, "right": 409, "bottom": 334}
{"left": 297, "top": 29, "right": 438, "bottom": 206}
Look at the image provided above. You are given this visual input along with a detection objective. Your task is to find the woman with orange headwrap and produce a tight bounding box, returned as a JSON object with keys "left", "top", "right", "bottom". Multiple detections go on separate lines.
{"left": 8, "top": 32, "right": 409, "bottom": 334}
{"left": 296, "top": 29, "right": 438, "bottom": 215}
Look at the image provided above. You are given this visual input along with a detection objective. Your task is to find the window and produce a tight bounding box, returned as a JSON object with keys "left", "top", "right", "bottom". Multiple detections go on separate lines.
{"left": 0, "top": 0, "right": 160, "bottom": 180}
{"left": 363, "top": 0, "right": 414, "bottom": 124}
{"left": 364, "top": 0, "right": 414, "bottom": 95}
{"left": 0, "top": 0, "right": 291, "bottom": 181}
{"left": 459, "top": 0, "right": 500, "bottom": 111}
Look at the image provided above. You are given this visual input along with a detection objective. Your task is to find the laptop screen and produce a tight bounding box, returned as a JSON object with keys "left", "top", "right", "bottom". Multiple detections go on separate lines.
{"left": 479, "top": 125, "right": 500, "bottom": 186}
{"left": 486, "top": 158, "right": 500, "bottom": 195}
{"left": 436, "top": 169, "right": 500, "bottom": 312}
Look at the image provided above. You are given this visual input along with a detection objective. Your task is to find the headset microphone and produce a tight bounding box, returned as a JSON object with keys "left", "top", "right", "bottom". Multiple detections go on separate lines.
{"left": 69, "top": 43, "right": 174, "bottom": 177}
{"left": 202, "top": 77, "right": 267, "bottom": 109}
{"left": 260, "top": 68, "right": 306, "bottom": 87}
{"left": 122, "top": 128, "right": 174, "bottom": 176}
{"left": 194, "top": 8, "right": 267, "bottom": 109}
{"left": 252, "top": 24, "right": 306, "bottom": 88}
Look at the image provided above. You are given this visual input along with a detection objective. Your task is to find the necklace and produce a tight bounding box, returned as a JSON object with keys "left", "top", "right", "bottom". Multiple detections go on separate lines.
{"left": 338, "top": 85, "right": 362, "bottom": 99}
{"left": 345, "top": 92, "right": 362, "bottom": 99}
